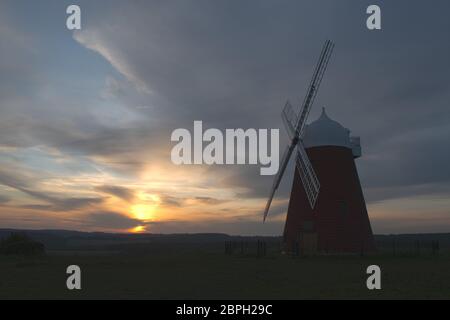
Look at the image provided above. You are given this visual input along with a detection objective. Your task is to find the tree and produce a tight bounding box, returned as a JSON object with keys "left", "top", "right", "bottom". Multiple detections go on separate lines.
{"left": 0, "top": 233, "right": 45, "bottom": 256}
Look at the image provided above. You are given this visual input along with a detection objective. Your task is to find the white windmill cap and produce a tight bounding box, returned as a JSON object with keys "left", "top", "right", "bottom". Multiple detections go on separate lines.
{"left": 302, "top": 107, "right": 351, "bottom": 149}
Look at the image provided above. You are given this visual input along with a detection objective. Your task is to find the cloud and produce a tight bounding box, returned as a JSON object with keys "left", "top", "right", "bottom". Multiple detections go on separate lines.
{"left": 0, "top": 167, "right": 103, "bottom": 211}
{"left": 159, "top": 195, "right": 183, "bottom": 207}
{"left": 194, "top": 196, "right": 229, "bottom": 205}
{"left": 157, "top": 195, "right": 230, "bottom": 208}
{"left": 86, "top": 211, "right": 142, "bottom": 230}
{"left": 95, "top": 185, "right": 135, "bottom": 202}
{"left": 73, "top": 29, "right": 152, "bottom": 94}
{"left": 1, "top": 0, "right": 450, "bottom": 234}
{"left": 0, "top": 195, "right": 9, "bottom": 204}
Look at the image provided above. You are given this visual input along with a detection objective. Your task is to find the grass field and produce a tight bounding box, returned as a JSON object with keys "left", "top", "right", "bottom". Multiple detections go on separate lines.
{"left": 1, "top": 245, "right": 449, "bottom": 299}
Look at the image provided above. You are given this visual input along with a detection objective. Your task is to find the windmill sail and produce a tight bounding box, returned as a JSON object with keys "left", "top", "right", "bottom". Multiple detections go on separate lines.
{"left": 295, "top": 40, "right": 334, "bottom": 137}
{"left": 295, "top": 142, "right": 320, "bottom": 208}
{"left": 263, "top": 144, "right": 296, "bottom": 222}
{"left": 281, "top": 100, "right": 297, "bottom": 140}
{"left": 262, "top": 40, "right": 334, "bottom": 222}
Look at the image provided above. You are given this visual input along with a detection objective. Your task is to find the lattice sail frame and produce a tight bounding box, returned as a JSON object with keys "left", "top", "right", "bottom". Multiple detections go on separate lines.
{"left": 263, "top": 40, "right": 334, "bottom": 222}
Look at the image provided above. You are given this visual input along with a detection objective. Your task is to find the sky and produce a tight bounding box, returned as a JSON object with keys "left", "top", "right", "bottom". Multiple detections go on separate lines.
{"left": 0, "top": 0, "right": 450, "bottom": 235}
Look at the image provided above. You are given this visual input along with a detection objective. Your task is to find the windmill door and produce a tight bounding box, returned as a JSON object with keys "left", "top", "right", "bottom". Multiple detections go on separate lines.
{"left": 300, "top": 232, "right": 318, "bottom": 254}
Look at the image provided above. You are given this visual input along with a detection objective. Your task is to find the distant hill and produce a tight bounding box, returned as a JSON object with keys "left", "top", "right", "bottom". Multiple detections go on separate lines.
{"left": 0, "top": 229, "right": 281, "bottom": 251}
{"left": 1, "top": 228, "right": 450, "bottom": 251}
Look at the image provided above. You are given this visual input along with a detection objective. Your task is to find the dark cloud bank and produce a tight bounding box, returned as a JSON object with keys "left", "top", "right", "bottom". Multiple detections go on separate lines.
{"left": 1, "top": 0, "right": 450, "bottom": 233}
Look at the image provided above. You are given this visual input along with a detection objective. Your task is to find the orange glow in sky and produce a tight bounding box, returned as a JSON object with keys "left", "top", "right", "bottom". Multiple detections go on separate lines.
{"left": 130, "top": 225, "right": 147, "bottom": 233}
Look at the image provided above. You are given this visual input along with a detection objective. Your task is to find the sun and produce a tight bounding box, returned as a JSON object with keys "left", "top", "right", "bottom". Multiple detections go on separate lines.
{"left": 130, "top": 225, "right": 146, "bottom": 233}
{"left": 131, "top": 204, "right": 156, "bottom": 221}
{"left": 130, "top": 194, "right": 161, "bottom": 221}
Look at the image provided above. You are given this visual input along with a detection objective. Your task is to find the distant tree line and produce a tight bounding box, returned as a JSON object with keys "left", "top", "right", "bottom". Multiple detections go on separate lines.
{"left": 0, "top": 232, "right": 45, "bottom": 256}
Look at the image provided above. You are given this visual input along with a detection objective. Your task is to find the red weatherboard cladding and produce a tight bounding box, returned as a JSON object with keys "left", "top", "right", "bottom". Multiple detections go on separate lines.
{"left": 283, "top": 146, "right": 375, "bottom": 253}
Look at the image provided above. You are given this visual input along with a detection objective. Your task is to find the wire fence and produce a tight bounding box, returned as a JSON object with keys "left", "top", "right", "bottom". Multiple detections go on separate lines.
{"left": 224, "top": 237, "right": 446, "bottom": 258}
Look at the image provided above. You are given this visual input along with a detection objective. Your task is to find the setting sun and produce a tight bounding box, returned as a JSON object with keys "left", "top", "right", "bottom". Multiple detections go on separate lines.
{"left": 131, "top": 204, "right": 157, "bottom": 221}
{"left": 130, "top": 193, "right": 161, "bottom": 221}
{"left": 130, "top": 225, "right": 146, "bottom": 233}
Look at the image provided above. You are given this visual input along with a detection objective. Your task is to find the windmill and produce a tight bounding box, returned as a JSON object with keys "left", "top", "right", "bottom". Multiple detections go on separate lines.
{"left": 263, "top": 40, "right": 334, "bottom": 221}
{"left": 263, "top": 40, "right": 375, "bottom": 253}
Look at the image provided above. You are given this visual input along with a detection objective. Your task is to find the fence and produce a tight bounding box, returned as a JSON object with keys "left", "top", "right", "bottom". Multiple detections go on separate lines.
{"left": 224, "top": 237, "right": 446, "bottom": 257}
{"left": 224, "top": 239, "right": 278, "bottom": 257}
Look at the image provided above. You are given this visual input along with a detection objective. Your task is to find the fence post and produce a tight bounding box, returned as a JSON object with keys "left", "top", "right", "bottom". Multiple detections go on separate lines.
{"left": 392, "top": 238, "right": 396, "bottom": 256}
{"left": 256, "top": 240, "right": 260, "bottom": 258}
{"left": 432, "top": 240, "right": 439, "bottom": 256}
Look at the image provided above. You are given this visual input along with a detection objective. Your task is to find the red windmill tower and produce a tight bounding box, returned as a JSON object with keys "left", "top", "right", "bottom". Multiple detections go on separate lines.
{"left": 263, "top": 40, "right": 375, "bottom": 253}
